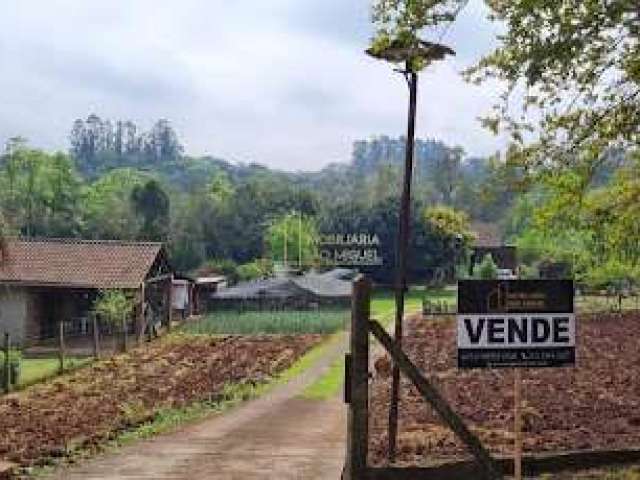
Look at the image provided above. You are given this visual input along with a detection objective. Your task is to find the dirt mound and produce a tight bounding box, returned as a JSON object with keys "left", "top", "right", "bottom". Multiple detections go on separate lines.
{"left": 369, "top": 313, "right": 640, "bottom": 466}
{"left": 0, "top": 333, "right": 321, "bottom": 467}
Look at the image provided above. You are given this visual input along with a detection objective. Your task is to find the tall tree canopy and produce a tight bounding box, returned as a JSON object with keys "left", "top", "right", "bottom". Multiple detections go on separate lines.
{"left": 70, "top": 115, "right": 183, "bottom": 178}
{"left": 0, "top": 143, "right": 82, "bottom": 237}
{"left": 468, "top": 0, "right": 639, "bottom": 171}
{"left": 369, "top": 0, "right": 466, "bottom": 71}
{"left": 130, "top": 180, "right": 170, "bottom": 241}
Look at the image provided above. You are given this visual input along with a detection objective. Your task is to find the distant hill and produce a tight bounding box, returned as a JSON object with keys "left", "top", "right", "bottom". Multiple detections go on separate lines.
{"left": 67, "top": 115, "right": 510, "bottom": 221}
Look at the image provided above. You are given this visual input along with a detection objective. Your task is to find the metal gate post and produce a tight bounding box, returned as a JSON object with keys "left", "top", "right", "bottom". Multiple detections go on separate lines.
{"left": 344, "top": 275, "right": 371, "bottom": 480}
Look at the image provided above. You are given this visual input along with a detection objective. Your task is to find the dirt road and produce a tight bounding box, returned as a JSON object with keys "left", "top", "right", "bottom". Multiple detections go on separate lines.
{"left": 45, "top": 337, "right": 347, "bottom": 480}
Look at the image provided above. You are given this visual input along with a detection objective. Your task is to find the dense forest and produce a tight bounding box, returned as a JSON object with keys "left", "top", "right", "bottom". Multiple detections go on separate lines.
{"left": 1, "top": 112, "right": 637, "bottom": 288}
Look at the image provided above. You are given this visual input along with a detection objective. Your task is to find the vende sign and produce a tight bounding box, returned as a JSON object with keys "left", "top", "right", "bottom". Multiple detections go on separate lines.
{"left": 457, "top": 280, "right": 575, "bottom": 368}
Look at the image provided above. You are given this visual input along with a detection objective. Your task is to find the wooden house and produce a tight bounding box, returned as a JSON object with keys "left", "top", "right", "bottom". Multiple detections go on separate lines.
{"left": 0, "top": 238, "right": 173, "bottom": 345}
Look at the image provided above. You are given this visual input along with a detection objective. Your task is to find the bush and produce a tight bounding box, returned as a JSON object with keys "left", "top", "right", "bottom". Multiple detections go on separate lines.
{"left": 0, "top": 349, "right": 22, "bottom": 387}
{"left": 477, "top": 253, "right": 498, "bottom": 279}
{"left": 199, "top": 259, "right": 239, "bottom": 285}
{"left": 583, "top": 260, "right": 637, "bottom": 292}
{"left": 237, "top": 259, "right": 273, "bottom": 282}
{"left": 93, "top": 290, "right": 135, "bottom": 326}
{"left": 519, "top": 264, "right": 539, "bottom": 279}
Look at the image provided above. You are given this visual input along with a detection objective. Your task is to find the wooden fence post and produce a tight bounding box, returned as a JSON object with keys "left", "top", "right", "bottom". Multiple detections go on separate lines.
{"left": 121, "top": 314, "right": 128, "bottom": 353}
{"left": 92, "top": 313, "right": 100, "bottom": 359}
{"left": 58, "top": 321, "right": 65, "bottom": 373}
{"left": 137, "top": 282, "right": 145, "bottom": 345}
{"left": 344, "top": 275, "right": 371, "bottom": 480}
{"left": 3, "top": 332, "right": 10, "bottom": 394}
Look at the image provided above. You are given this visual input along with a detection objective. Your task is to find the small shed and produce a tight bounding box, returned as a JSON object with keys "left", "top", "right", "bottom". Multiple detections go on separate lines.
{"left": 172, "top": 275, "right": 195, "bottom": 319}
{"left": 193, "top": 275, "right": 227, "bottom": 314}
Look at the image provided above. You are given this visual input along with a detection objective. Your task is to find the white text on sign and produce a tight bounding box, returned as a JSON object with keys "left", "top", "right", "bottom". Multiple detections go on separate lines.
{"left": 457, "top": 314, "right": 576, "bottom": 349}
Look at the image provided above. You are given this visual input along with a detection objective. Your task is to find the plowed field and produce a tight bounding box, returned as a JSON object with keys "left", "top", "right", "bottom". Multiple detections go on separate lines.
{"left": 369, "top": 312, "right": 640, "bottom": 466}
{"left": 0, "top": 333, "right": 321, "bottom": 468}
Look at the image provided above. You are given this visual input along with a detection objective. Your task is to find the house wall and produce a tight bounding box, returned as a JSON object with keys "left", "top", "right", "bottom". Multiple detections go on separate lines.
{"left": 0, "top": 287, "right": 29, "bottom": 344}
{"left": 26, "top": 291, "right": 45, "bottom": 341}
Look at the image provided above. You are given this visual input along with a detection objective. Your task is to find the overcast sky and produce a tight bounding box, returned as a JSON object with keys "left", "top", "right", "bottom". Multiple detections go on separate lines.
{"left": 0, "top": 0, "right": 507, "bottom": 171}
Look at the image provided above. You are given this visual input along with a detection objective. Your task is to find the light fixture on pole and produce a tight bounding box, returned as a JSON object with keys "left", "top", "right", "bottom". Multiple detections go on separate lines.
{"left": 366, "top": 37, "right": 454, "bottom": 463}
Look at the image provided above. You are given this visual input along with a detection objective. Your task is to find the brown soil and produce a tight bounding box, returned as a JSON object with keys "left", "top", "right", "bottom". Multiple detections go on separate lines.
{"left": 43, "top": 333, "right": 348, "bottom": 480}
{"left": 0, "top": 333, "right": 321, "bottom": 468}
{"left": 369, "top": 312, "right": 640, "bottom": 466}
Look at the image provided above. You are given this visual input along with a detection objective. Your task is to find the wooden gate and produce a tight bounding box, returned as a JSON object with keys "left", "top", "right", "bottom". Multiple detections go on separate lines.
{"left": 343, "top": 276, "right": 502, "bottom": 480}
{"left": 343, "top": 276, "right": 640, "bottom": 479}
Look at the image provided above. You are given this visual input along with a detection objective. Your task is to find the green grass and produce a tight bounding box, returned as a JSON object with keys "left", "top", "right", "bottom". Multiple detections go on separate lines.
{"left": 300, "top": 357, "right": 345, "bottom": 400}
{"left": 275, "top": 330, "right": 345, "bottom": 385}
{"left": 371, "top": 287, "right": 427, "bottom": 326}
{"left": 423, "top": 287, "right": 457, "bottom": 305}
{"left": 183, "top": 309, "right": 348, "bottom": 335}
{"left": 300, "top": 287, "right": 428, "bottom": 401}
{"left": 19, "top": 357, "right": 91, "bottom": 387}
{"left": 116, "top": 382, "right": 263, "bottom": 443}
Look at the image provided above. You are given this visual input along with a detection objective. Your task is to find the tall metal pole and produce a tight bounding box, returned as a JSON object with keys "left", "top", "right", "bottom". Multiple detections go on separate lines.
{"left": 388, "top": 67, "right": 418, "bottom": 462}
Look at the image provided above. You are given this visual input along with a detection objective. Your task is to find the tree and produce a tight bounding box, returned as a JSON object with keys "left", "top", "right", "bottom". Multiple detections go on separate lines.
{"left": 370, "top": 0, "right": 467, "bottom": 71}
{"left": 266, "top": 213, "right": 318, "bottom": 267}
{"left": 0, "top": 144, "right": 81, "bottom": 237}
{"left": 92, "top": 290, "right": 135, "bottom": 326}
{"left": 432, "top": 146, "right": 463, "bottom": 205}
{"left": 477, "top": 253, "right": 498, "bottom": 279}
{"left": 207, "top": 170, "right": 235, "bottom": 204}
{"left": 423, "top": 205, "right": 473, "bottom": 280}
{"left": 92, "top": 290, "right": 135, "bottom": 351}
{"left": 149, "top": 119, "right": 183, "bottom": 162}
{"left": 45, "top": 153, "right": 82, "bottom": 236}
{"left": 69, "top": 116, "right": 184, "bottom": 178}
{"left": 318, "top": 196, "right": 471, "bottom": 283}
{"left": 237, "top": 259, "right": 273, "bottom": 281}
{"left": 130, "top": 180, "right": 170, "bottom": 241}
{"left": 467, "top": 1, "right": 639, "bottom": 171}
{"left": 83, "top": 168, "right": 147, "bottom": 240}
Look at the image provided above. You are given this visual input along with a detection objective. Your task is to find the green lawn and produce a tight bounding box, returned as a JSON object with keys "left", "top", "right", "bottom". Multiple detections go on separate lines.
{"left": 371, "top": 287, "right": 426, "bottom": 325}
{"left": 300, "top": 356, "right": 345, "bottom": 400}
{"left": 19, "top": 357, "right": 91, "bottom": 387}
{"left": 301, "top": 287, "right": 429, "bottom": 400}
{"left": 371, "top": 285, "right": 456, "bottom": 324}
{"left": 423, "top": 286, "right": 457, "bottom": 305}
{"left": 183, "top": 309, "right": 349, "bottom": 335}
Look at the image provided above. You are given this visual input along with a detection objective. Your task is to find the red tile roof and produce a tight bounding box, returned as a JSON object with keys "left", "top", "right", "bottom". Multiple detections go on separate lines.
{"left": 0, "top": 238, "right": 164, "bottom": 289}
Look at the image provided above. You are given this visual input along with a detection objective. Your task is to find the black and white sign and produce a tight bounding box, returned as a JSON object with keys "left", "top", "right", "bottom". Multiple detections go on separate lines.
{"left": 457, "top": 280, "right": 575, "bottom": 368}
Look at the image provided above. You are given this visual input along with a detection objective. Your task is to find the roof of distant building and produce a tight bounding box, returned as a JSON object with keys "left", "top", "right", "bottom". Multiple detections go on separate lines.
{"left": 0, "top": 238, "right": 165, "bottom": 289}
